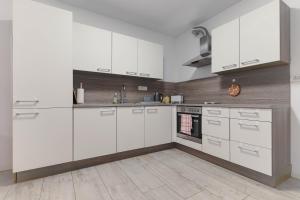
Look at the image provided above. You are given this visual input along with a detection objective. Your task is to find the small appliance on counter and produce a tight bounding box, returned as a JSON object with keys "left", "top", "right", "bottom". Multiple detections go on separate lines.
{"left": 154, "top": 91, "right": 163, "bottom": 102}
{"left": 171, "top": 95, "right": 184, "bottom": 104}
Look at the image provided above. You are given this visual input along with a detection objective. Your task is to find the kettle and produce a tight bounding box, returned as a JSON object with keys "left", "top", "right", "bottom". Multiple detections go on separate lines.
{"left": 154, "top": 91, "right": 163, "bottom": 102}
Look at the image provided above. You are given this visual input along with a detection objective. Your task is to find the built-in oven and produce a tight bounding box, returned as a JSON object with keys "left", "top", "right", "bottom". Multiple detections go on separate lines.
{"left": 177, "top": 106, "right": 202, "bottom": 144}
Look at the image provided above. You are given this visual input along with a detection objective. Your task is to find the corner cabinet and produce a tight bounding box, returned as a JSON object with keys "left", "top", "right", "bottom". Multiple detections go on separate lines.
{"left": 112, "top": 33, "right": 138, "bottom": 76}
{"left": 211, "top": 19, "right": 240, "bottom": 73}
{"left": 73, "top": 22, "right": 112, "bottom": 73}
{"left": 211, "top": 0, "right": 290, "bottom": 73}
{"left": 145, "top": 107, "right": 172, "bottom": 147}
{"left": 138, "top": 40, "right": 164, "bottom": 79}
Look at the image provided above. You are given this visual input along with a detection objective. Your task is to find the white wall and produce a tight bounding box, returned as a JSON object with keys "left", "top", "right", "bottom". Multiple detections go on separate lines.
{"left": 0, "top": 0, "right": 12, "bottom": 171}
{"left": 35, "top": 0, "right": 177, "bottom": 82}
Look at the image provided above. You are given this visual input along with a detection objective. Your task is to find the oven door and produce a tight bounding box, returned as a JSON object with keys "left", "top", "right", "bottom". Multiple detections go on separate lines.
{"left": 177, "top": 112, "right": 202, "bottom": 140}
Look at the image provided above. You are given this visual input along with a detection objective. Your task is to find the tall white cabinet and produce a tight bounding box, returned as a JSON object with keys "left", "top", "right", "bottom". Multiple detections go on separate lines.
{"left": 73, "top": 23, "right": 112, "bottom": 73}
{"left": 13, "top": 1, "right": 73, "bottom": 172}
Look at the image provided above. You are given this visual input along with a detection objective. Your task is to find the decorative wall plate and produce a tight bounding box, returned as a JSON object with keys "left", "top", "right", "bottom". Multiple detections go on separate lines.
{"left": 228, "top": 83, "right": 241, "bottom": 97}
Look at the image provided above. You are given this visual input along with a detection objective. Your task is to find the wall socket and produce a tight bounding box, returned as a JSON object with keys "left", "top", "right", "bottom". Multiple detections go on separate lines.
{"left": 137, "top": 86, "right": 148, "bottom": 91}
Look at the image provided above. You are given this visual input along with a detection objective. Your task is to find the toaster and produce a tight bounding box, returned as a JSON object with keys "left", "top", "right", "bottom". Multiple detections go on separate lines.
{"left": 171, "top": 95, "right": 184, "bottom": 104}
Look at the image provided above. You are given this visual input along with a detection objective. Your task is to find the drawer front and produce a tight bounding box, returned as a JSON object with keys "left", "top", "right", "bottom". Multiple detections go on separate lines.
{"left": 203, "top": 107, "right": 229, "bottom": 118}
{"left": 202, "top": 116, "right": 229, "bottom": 139}
{"left": 230, "top": 141, "right": 272, "bottom": 176}
{"left": 230, "top": 108, "right": 272, "bottom": 122}
{"left": 231, "top": 119, "right": 272, "bottom": 148}
{"left": 203, "top": 135, "right": 230, "bottom": 161}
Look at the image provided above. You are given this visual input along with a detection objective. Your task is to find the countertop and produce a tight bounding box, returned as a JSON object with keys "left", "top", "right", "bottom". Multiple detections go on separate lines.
{"left": 73, "top": 103, "right": 279, "bottom": 109}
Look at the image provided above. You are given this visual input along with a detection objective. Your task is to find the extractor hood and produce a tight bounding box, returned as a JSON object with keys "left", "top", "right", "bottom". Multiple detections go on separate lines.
{"left": 183, "top": 26, "right": 212, "bottom": 68}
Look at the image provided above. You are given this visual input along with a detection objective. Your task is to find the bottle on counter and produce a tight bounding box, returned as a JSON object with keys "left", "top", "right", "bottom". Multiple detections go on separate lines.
{"left": 113, "top": 92, "right": 118, "bottom": 104}
{"left": 76, "top": 82, "right": 85, "bottom": 104}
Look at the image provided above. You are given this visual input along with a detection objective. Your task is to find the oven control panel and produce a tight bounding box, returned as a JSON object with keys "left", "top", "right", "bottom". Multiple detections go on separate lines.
{"left": 177, "top": 106, "right": 202, "bottom": 114}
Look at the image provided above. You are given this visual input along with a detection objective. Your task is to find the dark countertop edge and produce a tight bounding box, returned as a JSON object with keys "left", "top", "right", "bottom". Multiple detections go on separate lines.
{"left": 73, "top": 103, "right": 284, "bottom": 109}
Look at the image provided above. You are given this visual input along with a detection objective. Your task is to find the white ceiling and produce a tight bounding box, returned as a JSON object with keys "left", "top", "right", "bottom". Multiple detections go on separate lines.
{"left": 58, "top": 0, "right": 242, "bottom": 36}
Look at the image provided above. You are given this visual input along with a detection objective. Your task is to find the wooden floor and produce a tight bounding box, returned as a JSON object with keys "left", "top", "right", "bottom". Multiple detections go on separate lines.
{"left": 1, "top": 149, "right": 300, "bottom": 200}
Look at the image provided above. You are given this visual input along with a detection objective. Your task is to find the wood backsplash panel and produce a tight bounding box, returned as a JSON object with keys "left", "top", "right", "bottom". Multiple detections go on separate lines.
{"left": 176, "top": 65, "right": 290, "bottom": 105}
{"left": 73, "top": 70, "right": 177, "bottom": 103}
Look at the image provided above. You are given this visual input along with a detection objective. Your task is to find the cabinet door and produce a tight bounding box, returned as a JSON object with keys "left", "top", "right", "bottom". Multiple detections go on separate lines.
{"left": 138, "top": 40, "right": 164, "bottom": 79}
{"left": 73, "top": 23, "right": 112, "bottom": 73}
{"left": 145, "top": 107, "right": 172, "bottom": 147}
{"left": 117, "top": 107, "right": 145, "bottom": 152}
{"left": 13, "top": 108, "right": 72, "bottom": 172}
{"left": 240, "top": 0, "right": 280, "bottom": 68}
{"left": 212, "top": 19, "right": 239, "bottom": 73}
{"left": 74, "top": 108, "right": 117, "bottom": 161}
{"left": 112, "top": 33, "right": 138, "bottom": 76}
{"left": 13, "top": 1, "right": 72, "bottom": 108}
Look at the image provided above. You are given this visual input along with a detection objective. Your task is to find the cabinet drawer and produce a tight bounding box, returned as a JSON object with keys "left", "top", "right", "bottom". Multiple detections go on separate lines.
{"left": 203, "top": 107, "right": 229, "bottom": 118}
{"left": 203, "top": 135, "right": 230, "bottom": 161}
{"left": 202, "top": 116, "right": 229, "bottom": 139}
{"left": 230, "top": 108, "right": 272, "bottom": 122}
{"left": 231, "top": 119, "right": 272, "bottom": 148}
{"left": 230, "top": 141, "right": 272, "bottom": 176}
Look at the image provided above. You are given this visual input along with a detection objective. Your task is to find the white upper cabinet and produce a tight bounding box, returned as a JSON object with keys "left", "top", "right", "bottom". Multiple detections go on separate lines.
{"left": 212, "top": 19, "right": 240, "bottom": 73}
{"left": 112, "top": 33, "right": 138, "bottom": 76}
{"left": 13, "top": 0, "right": 73, "bottom": 108}
{"left": 138, "top": 40, "right": 164, "bottom": 79}
{"left": 240, "top": 0, "right": 290, "bottom": 68}
{"left": 73, "top": 23, "right": 112, "bottom": 73}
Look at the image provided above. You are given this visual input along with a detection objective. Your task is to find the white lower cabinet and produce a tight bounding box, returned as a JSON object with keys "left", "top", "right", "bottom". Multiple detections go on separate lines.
{"left": 145, "top": 107, "right": 172, "bottom": 147}
{"left": 13, "top": 108, "right": 73, "bottom": 172}
{"left": 74, "top": 108, "right": 117, "bottom": 161}
{"left": 202, "top": 116, "right": 229, "bottom": 140}
{"left": 117, "top": 107, "right": 145, "bottom": 152}
{"left": 230, "top": 141, "right": 272, "bottom": 176}
{"left": 203, "top": 135, "right": 230, "bottom": 161}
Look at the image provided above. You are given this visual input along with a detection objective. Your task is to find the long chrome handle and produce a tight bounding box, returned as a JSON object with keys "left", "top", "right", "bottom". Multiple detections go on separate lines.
{"left": 238, "top": 111, "right": 259, "bottom": 117}
{"left": 208, "top": 138, "right": 222, "bottom": 145}
{"left": 147, "top": 109, "right": 158, "bottom": 113}
{"left": 132, "top": 108, "right": 144, "bottom": 114}
{"left": 100, "top": 110, "right": 115, "bottom": 116}
{"left": 97, "top": 68, "right": 111, "bottom": 73}
{"left": 15, "top": 100, "right": 39, "bottom": 103}
{"left": 139, "top": 73, "right": 150, "bottom": 77}
{"left": 177, "top": 113, "right": 199, "bottom": 118}
{"left": 238, "top": 123, "right": 259, "bottom": 129}
{"left": 207, "top": 110, "right": 221, "bottom": 115}
{"left": 222, "top": 64, "right": 237, "bottom": 70}
{"left": 207, "top": 120, "right": 221, "bottom": 125}
{"left": 238, "top": 146, "right": 259, "bottom": 154}
{"left": 241, "top": 59, "right": 260, "bottom": 66}
{"left": 15, "top": 112, "right": 39, "bottom": 116}
{"left": 126, "top": 71, "right": 137, "bottom": 76}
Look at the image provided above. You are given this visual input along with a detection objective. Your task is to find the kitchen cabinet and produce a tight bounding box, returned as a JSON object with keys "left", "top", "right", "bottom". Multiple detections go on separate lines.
{"left": 117, "top": 107, "right": 145, "bottom": 152}
{"left": 112, "top": 33, "right": 138, "bottom": 76}
{"left": 145, "top": 107, "right": 172, "bottom": 147}
{"left": 13, "top": 108, "right": 73, "bottom": 172}
{"left": 138, "top": 40, "right": 164, "bottom": 79}
{"left": 13, "top": 0, "right": 72, "bottom": 108}
{"left": 240, "top": 0, "right": 290, "bottom": 68}
{"left": 73, "top": 22, "right": 112, "bottom": 73}
{"left": 203, "top": 135, "right": 230, "bottom": 161}
{"left": 212, "top": 19, "right": 240, "bottom": 73}
{"left": 74, "top": 108, "right": 117, "bottom": 161}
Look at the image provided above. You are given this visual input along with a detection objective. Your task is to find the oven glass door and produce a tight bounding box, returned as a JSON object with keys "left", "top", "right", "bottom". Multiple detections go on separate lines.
{"left": 177, "top": 112, "right": 202, "bottom": 139}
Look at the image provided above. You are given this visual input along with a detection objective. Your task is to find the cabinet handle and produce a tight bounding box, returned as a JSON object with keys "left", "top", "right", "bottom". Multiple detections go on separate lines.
{"left": 100, "top": 110, "right": 115, "bottom": 116}
{"left": 207, "top": 110, "right": 221, "bottom": 115}
{"left": 15, "top": 112, "right": 39, "bottom": 116}
{"left": 140, "top": 73, "right": 150, "bottom": 77}
{"left": 15, "top": 100, "right": 39, "bottom": 104}
{"left": 241, "top": 59, "right": 260, "bottom": 66}
{"left": 238, "top": 146, "right": 259, "bottom": 154}
{"left": 207, "top": 138, "right": 222, "bottom": 145}
{"left": 147, "top": 109, "right": 158, "bottom": 113}
{"left": 238, "top": 111, "right": 259, "bottom": 117}
{"left": 207, "top": 120, "right": 221, "bottom": 126}
{"left": 222, "top": 64, "right": 237, "bottom": 70}
{"left": 238, "top": 123, "right": 259, "bottom": 130}
{"left": 97, "top": 68, "right": 111, "bottom": 73}
{"left": 132, "top": 109, "right": 144, "bottom": 114}
{"left": 126, "top": 71, "right": 137, "bottom": 76}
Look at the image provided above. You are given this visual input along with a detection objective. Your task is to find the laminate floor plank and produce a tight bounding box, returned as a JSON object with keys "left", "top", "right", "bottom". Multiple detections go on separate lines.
{"left": 144, "top": 185, "right": 183, "bottom": 200}
{"left": 72, "top": 167, "right": 112, "bottom": 200}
